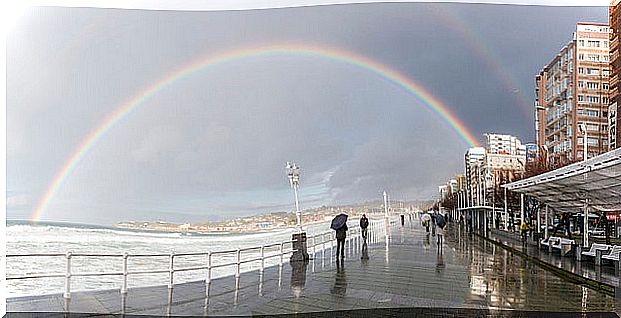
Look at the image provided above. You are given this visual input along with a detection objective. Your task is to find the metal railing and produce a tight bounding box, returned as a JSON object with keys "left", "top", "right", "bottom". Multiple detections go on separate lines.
{"left": 7, "top": 219, "right": 390, "bottom": 299}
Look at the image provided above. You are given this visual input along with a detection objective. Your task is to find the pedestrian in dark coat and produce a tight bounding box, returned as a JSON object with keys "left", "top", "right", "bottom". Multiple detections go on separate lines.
{"left": 360, "top": 214, "right": 369, "bottom": 241}
{"left": 336, "top": 224, "right": 348, "bottom": 259}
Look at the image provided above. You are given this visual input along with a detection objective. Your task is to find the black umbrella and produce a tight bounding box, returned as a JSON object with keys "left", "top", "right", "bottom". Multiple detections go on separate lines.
{"left": 331, "top": 213, "right": 348, "bottom": 230}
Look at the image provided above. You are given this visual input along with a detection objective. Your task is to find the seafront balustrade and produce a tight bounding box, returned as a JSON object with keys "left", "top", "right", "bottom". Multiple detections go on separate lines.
{"left": 7, "top": 219, "right": 393, "bottom": 299}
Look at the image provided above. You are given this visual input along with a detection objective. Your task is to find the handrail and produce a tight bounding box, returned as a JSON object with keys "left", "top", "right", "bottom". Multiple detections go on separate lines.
{"left": 7, "top": 218, "right": 391, "bottom": 299}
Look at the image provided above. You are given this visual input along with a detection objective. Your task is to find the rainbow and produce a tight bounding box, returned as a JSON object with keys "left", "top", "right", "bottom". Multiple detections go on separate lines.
{"left": 435, "top": 7, "right": 533, "bottom": 120}
{"left": 30, "top": 43, "right": 480, "bottom": 222}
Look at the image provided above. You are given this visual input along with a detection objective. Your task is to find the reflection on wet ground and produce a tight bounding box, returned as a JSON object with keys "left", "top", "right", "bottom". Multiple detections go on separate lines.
{"left": 8, "top": 219, "right": 621, "bottom": 316}
{"left": 490, "top": 229, "right": 619, "bottom": 287}
{"left": 447, "top": 225, "right": 620, "bottom": 313}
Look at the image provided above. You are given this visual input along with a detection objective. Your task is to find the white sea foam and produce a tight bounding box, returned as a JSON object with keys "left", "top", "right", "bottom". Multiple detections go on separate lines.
{"left": 6, "top": 220, "right": 346, "bottom": 298}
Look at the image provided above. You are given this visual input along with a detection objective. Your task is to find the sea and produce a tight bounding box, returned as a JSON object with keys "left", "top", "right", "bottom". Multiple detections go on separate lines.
{"left": 5, "top": 219, "right": 350, "bottom": 298}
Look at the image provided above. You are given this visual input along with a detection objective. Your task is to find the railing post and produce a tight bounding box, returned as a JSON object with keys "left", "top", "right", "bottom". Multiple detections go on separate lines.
{"left": 64, "top": 251, "right": 72, "bottom": 299}
{"left": 168, "top": 251, "right": 175, "bottom": 289}
{"left": 322, "top": 234, "right": 326, "bottom": 266}
{"left": 280, "top": 242, "right": 284, "bottom": 265}
{"left": 121, "top": 252, "right": 128, "bottom": 294}
{"left": 236, "top": 249, "right": 241, "bottom": 278}
{"left": 260, "top": 245, "right": 265, "bottom": 273}
{"left": 206, "top": 252, "right": 212, "bottom": 285}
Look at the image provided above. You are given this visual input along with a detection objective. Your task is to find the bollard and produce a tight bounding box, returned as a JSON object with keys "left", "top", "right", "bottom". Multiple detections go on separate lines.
{"left": 236, "top": 249, "right": 241, "bottom": 278}
{"left": 64, "top": 251, "right": 72, "bottom": 299}
{"left": 121, "top": 253, "right": 128, "bottom": 294}
{"left": 168, "top": 252, "right": 175, "bottom": 289}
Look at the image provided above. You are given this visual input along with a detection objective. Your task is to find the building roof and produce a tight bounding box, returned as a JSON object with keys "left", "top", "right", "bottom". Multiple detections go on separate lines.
{"left": 503, "top": 148, "right": 621, "bottom": 213}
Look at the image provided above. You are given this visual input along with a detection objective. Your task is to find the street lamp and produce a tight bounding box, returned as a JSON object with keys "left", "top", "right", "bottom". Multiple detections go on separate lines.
{"left": 578, "top": 123, "right": 587, "bottom": 161}
{"left": 286, "top": 162, "right": 301, "bottom": 231}
{"left": 383, "top": 191, "right": 389, "bottom": 218}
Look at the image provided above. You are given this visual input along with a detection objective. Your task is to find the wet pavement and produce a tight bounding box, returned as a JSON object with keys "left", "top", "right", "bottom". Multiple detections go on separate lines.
{"left": 7, "top": 218, "right": 621, "bottom": 316}
{"left": 488, "top": 228, "right": 619, "bottom": 289}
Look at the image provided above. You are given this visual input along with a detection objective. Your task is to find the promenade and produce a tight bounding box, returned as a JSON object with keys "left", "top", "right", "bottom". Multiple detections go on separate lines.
{"left": 7, "top": 218, "right": 621, "bottom": 317}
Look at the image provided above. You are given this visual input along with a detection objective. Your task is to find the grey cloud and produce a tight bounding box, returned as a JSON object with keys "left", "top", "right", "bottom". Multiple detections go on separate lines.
{"left": 6, "top": 3, "right": 607, "bottom": 224}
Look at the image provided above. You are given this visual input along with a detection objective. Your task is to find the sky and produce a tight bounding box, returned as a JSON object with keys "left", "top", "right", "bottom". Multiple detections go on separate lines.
{"left": 6, "top": 2, "right": 607, "bottom": 225}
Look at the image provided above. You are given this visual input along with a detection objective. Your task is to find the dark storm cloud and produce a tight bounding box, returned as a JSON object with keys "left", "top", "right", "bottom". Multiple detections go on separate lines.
{"left": 6, "top": 3, "right": 607, "bottom": 224}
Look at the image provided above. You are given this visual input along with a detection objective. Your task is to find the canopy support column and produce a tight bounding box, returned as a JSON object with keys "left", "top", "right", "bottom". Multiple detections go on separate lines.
{"left": 583, "top": 199, "right": 589, "bottom": 247}
{"left": 537, "top": 202, "right": 541, "bottom": 234}
{"left": 545, "top": 205, "right": 549, "bottom": 239}
{"left": 504, "top": 187, "right": 508, "bottom": 231}
{"left": 520, "top": 193, "right": 525, "bottom": 228}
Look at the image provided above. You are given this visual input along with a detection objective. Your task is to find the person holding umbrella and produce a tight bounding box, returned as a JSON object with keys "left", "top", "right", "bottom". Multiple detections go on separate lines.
{"left": 331, "top": 213, "right": 348, "bottom": 259}
{"left": 421, "top": 213, "right": 431, "bottom": 233}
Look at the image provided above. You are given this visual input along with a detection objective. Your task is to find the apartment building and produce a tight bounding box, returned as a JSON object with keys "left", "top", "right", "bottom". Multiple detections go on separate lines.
{"left": 535, "top": 23, "right": 611, "bottom": 165}
{"left": 610, "top": 1, "right": 621, "bottom": 149}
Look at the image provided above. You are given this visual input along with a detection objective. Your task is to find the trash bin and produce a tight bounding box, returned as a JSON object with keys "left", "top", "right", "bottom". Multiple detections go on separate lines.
{"left": 290, "top": 232, "right": 310, "bottom": 263}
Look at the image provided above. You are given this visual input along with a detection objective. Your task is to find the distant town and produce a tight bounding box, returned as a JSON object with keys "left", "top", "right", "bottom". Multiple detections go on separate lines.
{"left": 114, "top": 200, "right": 433, "bottom": 234}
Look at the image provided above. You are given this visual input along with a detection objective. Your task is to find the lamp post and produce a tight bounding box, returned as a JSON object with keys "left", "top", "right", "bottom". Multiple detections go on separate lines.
{"left": 286, "top": 162, "right": 301, "bottom": 232}
{"left": 383, "top": 191, "right": 389, "bottom": 219}
{"left": 578, "top": 124, "right": 589, "bottom": 246}
{"left": 579, "top": 123, "right": 587, "bottom": 161}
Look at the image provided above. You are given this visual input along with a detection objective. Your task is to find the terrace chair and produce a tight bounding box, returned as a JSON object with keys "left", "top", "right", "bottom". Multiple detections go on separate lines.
{"left": 602, "top": 245, "right": 621, "bottom": 275}
{"left": 541, "top": 237, "right": 560, "bottom": 253}
{"left": 580, "top": 243, "right": 611, "bottom": 264}
{"left": 552, "top": 238, "right": 575, "bottom": 257}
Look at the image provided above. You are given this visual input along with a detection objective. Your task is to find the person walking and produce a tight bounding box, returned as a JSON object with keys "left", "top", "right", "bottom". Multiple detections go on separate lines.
{"left": 360, "top": 214, "right": 369, "bottom": 241}
{"left": 520, "top": 222, "right": 529, "bottom": 246}
{"left": 421, "top": 213, "right": 431, "bottom": 233}
{"left": 336, "top": 223, "right": 348, "bottom": 259}
{"left": 564, "top": 213, "right": 572, "bottom": 239}
{"left": 436, "top": 213, "right": 447, "bottom": 246}
{"left": 431, "top": 211, "right": 437, "bottom": 237}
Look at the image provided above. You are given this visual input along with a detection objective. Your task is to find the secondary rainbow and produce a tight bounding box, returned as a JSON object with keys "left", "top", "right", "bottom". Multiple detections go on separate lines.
{"left": 31, "top": 43, "right": 480, "bottom": 222}
{"left": 435, "top": 7, "right": 533, "bottom": 120}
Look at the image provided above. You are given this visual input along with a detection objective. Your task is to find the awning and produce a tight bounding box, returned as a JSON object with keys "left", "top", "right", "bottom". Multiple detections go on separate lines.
{"left": 503, "top": 148, "right": 621, "bottom": 213}
{"left": 458, "top": 206, "right": 504, "bottom": 212}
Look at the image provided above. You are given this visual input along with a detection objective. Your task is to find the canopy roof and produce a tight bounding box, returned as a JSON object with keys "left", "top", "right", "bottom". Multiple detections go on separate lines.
{"left": 503, "top": 148, "right": 621, "bottom": 213}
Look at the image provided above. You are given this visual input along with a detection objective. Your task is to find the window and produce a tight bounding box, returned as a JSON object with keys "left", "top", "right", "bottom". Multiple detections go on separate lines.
{"left": 587, "top": 68, "right": 600, "bottom": 75}
{"left": 586, "top": 96, "right": 599, "bottom": 103}
{"left": 587, "top": 54, "right": 599, "bottom": 61}
{"left": 579, "top": 39, "right": 585, "bottom": 46}
{"left": 603, "top": 69, "right": 610, "bottom": 76}
{"left": 587, "top": 40, "right": 600, "bottom": 47}
{"left": 579, "top": 53, "right": 585, "bottom": 60}
{"left": 586, "top": 82, "right": 599, "bottom": 89}
{"left": 578, "top": 67, "right": 584, "bottom": 74}
{"left": 603, "top": 97, "right": 609, "bottom": 104}
{"left": 587, "top": 123, "right": 598, "bottom": 131}
{"left": 587, "top": 137, "right": 598, "bottom": 146}
{"left": 578, "top": 81, "right": 584, "bottom": 88}
{"left": 603, "top": 83, "right": 609, "bottom": 90}
{"left": 578, "top": 95, "right": 584, "bottom": 102}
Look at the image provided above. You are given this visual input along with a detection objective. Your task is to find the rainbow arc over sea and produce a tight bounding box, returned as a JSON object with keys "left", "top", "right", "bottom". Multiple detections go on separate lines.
{"left": 30, "top": 43, "right": 480, "bottom": 222}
